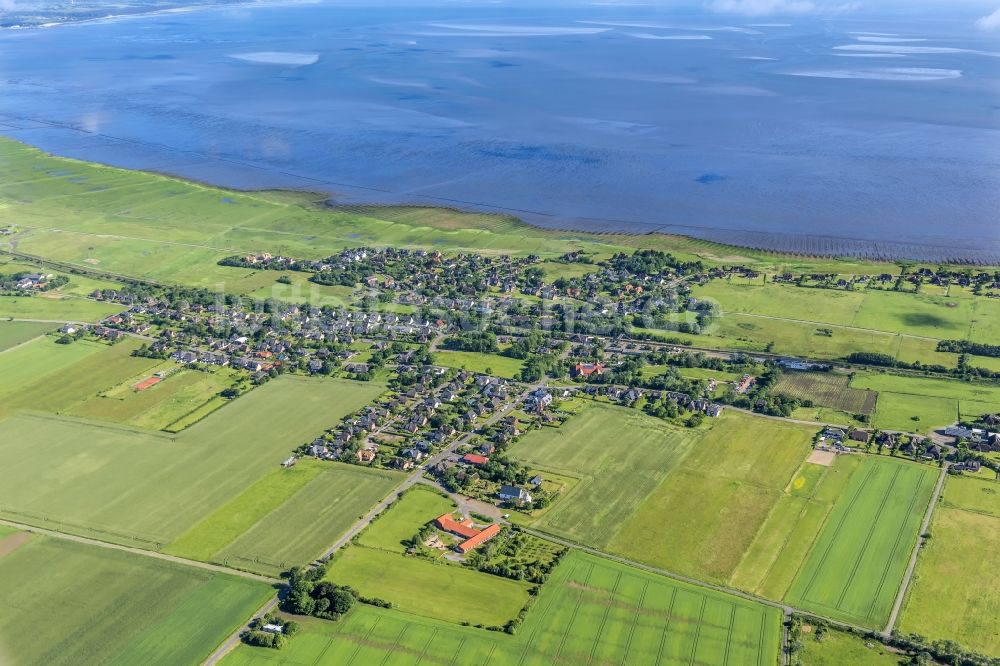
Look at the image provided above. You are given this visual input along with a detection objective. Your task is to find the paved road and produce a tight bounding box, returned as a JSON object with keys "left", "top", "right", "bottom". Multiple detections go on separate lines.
{"left": 883, "top": 462, "right": 949, "bottom": 637}
{"left": 0, "top": 517, "right": 280, "bottom": 585}
{"left": 202, "top": 379, "right": 544, "bottom": 666}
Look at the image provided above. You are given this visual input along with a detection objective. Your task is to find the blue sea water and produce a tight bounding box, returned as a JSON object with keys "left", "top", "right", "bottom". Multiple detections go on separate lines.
{"left": 1, "top": 3, "right": 998, "bottom": 261}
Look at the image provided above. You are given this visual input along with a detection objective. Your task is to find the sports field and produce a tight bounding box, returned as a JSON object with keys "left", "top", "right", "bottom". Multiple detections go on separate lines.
{"left": 0, "top": 535, "right": 271, "bottom": 666}
{"left": 852, "top": 373, "right": 1000, "bottom": 433}
{"left": 900, "top": 475, "right": 1000, "bottom": 656}
{"left": 774, "top": 371, "right": 877, "bottom": 415}
{"left": 0, "top": 376, "right": 384, "bottom": 552}
{"left": 166, "top": 460, "right": 401, "bottom": 576}
{"left": 507, "top": 403, "right": 699, "bottom": 546}
{"left": 226, "top": 550, "right": 782, "bottom": 666}
{"left": 784, "top": 456, "right": 938, "bottom": 627}
{"left": 0, "top": 320, "right": 52, "bottom": 351}
{"left": 608, "top": 412, "right": 815, "bottom": 583}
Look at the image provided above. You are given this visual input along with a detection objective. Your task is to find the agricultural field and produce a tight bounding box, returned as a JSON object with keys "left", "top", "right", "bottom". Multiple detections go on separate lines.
{"left": 166, "top": 460, "right": 401, "bottom": 576}
{"left": 731, "top": 455, "right": 864, "bottom": 602}
{"left": 0, "top": 335, "right": 107, "bottom": 418}
{"left": 784, "top": 456, "right": 938, "bottom": 628}
{"left": 0, "top": 535, "right": 271, "bottom": 666}
{"left": 900, "top": 475, "right": 1000, "bottom": 656}
{"left": 0, "top": 335, "right": 235, "bottom": 429}
{"left": 323, "top": 545, "right": 533, "bottom": 627}
{"left": 851, "top": 289, "right": 973, "bottom": 339}
{"left": 435, "top": 350, "right": 525, "bottom": 379}
{"left": 0, "top": 294, "right": 121, "bottom": 321}
{"left": 0, "top": 319, "right": 52, "bottom": 351}
{"left": 608, "top": 412, "right": 815, "bottom": 583}
{"left": 356, "top": 485, "right": 455, "bottom": 553}
{"left": 507, "top": 402, "right": 699, "bottom": 546}
{"left": 852, "top": 373, "right": 1000, "bottom": 433}
{"left": 69, "top": 366, "right": 238, "bottom": 430}
{"left": 0, "top": 376, "right": 384, "bottom": 551}
{"left": 774, "top": 371, "right": 877, "bottom": 415}
{"left": 226, "top": 551, "right": 782, "bottom": 666}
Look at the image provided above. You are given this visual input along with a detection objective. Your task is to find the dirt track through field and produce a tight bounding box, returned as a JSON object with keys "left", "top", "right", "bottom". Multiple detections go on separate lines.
{"left": 0, "top": 531, "right": 31, "bottom": 558}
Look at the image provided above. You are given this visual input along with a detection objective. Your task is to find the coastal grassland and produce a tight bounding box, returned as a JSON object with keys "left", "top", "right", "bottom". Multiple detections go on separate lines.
{"left": 797, "top": 627, "right": 902, "bottom": 665}
{"left": 0, "top": 536, "right": 271, "bottom": 666}
{"left": 730, "top": 454, "right": 863, "bottom": 601}
{"left": 969, "top": 296, "right": 1000, "bottom": 345}
{"left": 226, "top": 550, "right": 782, "bottom": 666}
{"left": 695, "top": 280, "right": 975, "bottom": 339}
{"left": 0, "top": 137, "right": 928, "bottom": 284}
{"left": 68, "top": 366, "right": 237, "bottom": 430}
{"left": 0, "top": 319, "right": 52, "bottom": 351}
{"left": 774, "top": 371, "right": 877, "bottom": 415}
{"left": 900, "top": 475, "right": 1000, "bottom": 656}
{"left": 852, "top": 373, "right": 1000, "bottom": 432}
{"left": 356, "top": 485, "right": 455, "bottom": 553}
{"left": 507, "top": 402, "right": 698, "bottom": 546}
{"left": 698, "top": 312, "right": 933, "bottom": 363}
{"left": 434, "top": 350, "right": 525, "bottom": 379}
{"left": 323, "top": 545, "right": 532, "bottom": 627}
{"left": 607, "top": 412, "right": 814, "bottom": 584}
{"left": 694, "top": 280, "right": 865, "bottom": 325}
{"left": 166, "top": 460, "right": 400, "bottom": 576}
{"left": 783, "top": 456, "right": 937, "bottom": 628}
{"left": 851, "top": 289, "right": 973, "bottom": 339}
{"left": 0, "top": 376, "right": 383, "bottom": 549}
{"left": 0, "top": 294, "right": 121, "bottom": 321}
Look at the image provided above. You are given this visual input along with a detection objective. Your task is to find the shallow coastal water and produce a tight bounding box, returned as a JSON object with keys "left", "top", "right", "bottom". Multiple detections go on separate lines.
{"left": 0, "top": 3, "right": 998, "bottom": 261}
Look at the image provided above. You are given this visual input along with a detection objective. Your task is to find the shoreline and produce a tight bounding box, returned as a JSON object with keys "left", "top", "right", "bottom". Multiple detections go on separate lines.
{"left": 2, "top": 133, "right": 998, "bottom": 267}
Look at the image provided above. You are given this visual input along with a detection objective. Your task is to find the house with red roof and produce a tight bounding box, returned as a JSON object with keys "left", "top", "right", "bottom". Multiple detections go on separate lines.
{"left": 462, "top": 453, "right": 489, "bottom": 466}
{"left": 573, "top": 362, "right": 605, "bottom": 378}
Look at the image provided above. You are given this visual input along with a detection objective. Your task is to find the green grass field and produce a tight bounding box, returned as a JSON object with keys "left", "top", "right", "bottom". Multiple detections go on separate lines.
{"left": 0, "top": 294, "right": 122, "bottom": 321}
{"left": 608, "top": 412, "right": 815, "bottom": 584}
{"left": 0, "top": 320, "right": 53, "bottom": 351}
{"left": 0, "top": 376, "right": 384, "bottom": 551}
{"left": 0, "top": 536, "right": 271, "bottom": 666}
{"left": 508, "top": 402, "right": 699, "bottom": 547}
{"left": 731, "top": 455, "right": 863, "bottom": 601}
{"left": 356, "top": 485, "right": 455, "bottom": 553}
{"left": 900, "top": 475, "right": 1000, "bottom": 656}
{"left": 691, "top": 280, "right": 975, "bottom": 364}
{"left": 784, "top": 456, "right": 938, "bottom": 627}
{"left": 227, "top": 550, "right": 782, "bottom": 666}
{"left": 852, "top": 373, "right": 1000, "bottom": 433}
{"left": 324, "top": 545, "right": 532, "bottom": 627}
{"left": 435, "top": 350, "right": 525, "bottom": 379}
{"left": 167, "top": 461, "right": 401, "bottom": 576}
{"left": 69, "top": 366, "right": 237, "bottom": 430}
{"left": 796, "top": 627, "right": 902, "bottom": 665}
